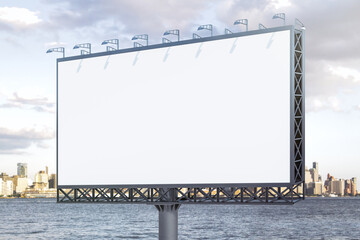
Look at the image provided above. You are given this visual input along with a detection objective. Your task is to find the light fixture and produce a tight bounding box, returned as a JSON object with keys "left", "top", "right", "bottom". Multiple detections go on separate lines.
{"left": 163, "top": 29, "right": 180, "bottom": 42}
{"left": 197, "top": 24, "right": 213, "bottom": 37}
{"left": 233, "top": 19, "right": 248, "bottom": 31}
{"left": 101, "top": 39, "right": 119, "bottom": 52}
{"left": 46, "top": 47, "right": 65, "bottom": 58}
{"left": 273, "top": 13, "right": 285, "bottom": 25}
{"left": 73, "top": 43, "right": 91, "bottom": 55}
{"left": 295, "top": 18, "right": 305, "bottom": 30}
{"left": 132, "top": 34, "right": 148, "bottom": 47}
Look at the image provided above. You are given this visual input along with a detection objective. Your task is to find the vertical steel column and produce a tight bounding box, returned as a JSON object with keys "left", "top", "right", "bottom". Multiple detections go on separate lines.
{"left": 155, "top": 203, "right": 181, "bottom": 240}
{"left": 154, "top": 188, "right": 181, "bottom": 240}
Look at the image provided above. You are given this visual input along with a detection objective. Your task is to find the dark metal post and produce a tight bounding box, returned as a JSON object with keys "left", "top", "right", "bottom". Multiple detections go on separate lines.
{"left": 155, "top": 204, "right": 181, "bottom": 240}
{"left": 154, "top": 188, "right": 181, "bottom": 240}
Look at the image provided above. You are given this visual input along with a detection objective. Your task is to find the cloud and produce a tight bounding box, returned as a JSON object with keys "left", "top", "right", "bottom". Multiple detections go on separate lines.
{"left": 0, "top": 92, "right": 55, "bottom": 113}
{"left": 0, "top": 7, "right": 42, "bottom": 30}
{"left": 27, "top": 0, "right": 360, "bottom": 114}
{"left": 42, "top": 0, "right": 210, "bottom": 43}
{"left": 329, "top": 66, "right": 360, "bottom": 83}
{"left": 307, "top": 96, "right": 342, "bottom": 113}
{"left": 0, "top": 127, "right": 54, "bottom": 154}
{"left": 45, "top": 41, "right": 67, "bottom": 47}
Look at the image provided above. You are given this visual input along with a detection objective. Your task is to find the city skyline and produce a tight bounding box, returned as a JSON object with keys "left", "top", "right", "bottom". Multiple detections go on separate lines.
{"left": 0, "top": 161, "right": 357, "bottom": 197}
{"left": 0, "top": 0, "right": 359, "bottom": 190}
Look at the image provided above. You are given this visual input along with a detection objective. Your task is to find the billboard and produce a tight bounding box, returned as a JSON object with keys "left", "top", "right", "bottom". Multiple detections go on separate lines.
{"left": 57, "top": 26, "right": 297, "bottom": 188}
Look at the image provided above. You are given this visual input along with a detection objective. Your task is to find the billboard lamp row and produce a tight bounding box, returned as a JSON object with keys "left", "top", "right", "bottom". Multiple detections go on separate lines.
{"left": 47, "top": 13, "right": 304, "bottom": 58}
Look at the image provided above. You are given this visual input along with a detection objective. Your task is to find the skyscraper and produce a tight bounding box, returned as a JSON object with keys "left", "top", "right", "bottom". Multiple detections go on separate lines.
{"left": 17, "top": 163, "right": 28, "bottom": 178}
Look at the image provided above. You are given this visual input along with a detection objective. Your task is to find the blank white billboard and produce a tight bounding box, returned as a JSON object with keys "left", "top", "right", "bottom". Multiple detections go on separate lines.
{"left": 58, "top": 29, "right": 291, "bottom": 186}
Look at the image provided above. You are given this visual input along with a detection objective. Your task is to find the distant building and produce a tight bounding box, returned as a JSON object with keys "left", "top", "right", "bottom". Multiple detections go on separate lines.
{"left": 0, "top": 178, "right": 13, "bottom": 196}
{"left": 329, "top": 179, "right": 345, "bottom": 196}
{"left": 15, "top": 178, "right": 28, "bottom": 193}
{"left": 305, "top": 162, "right": 323, "bottom": 195}
{"left": 345, "top": 178, "right": 357, "bottom": 196}
{"left": 49, "top": 174, "right": 57, "bottom": 189}
{"left": 17, "top": 163, "right": 28, "bottom": 178}
{"left": 305, "top": 167, "right": 311, "bottom": 184}
{"left": 306, "top": 182, "right": 323, "bottom": 195}
{"left": 0, "top": 172, "right": 10, "bottom": 181}
{"left": 33, "top": 170, "right": 49, "bottom": 191}
{"left": 351, "top": 178, "right": 357, "bottom": 196}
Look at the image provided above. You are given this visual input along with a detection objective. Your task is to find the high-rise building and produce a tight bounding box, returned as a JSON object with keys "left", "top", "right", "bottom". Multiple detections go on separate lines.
{"left": 34, "top": 170, "right": 49, "bottom": 191}
{"left": 49, "top": 174, "right": 57, "bottom": 189}
{"left": 15, "top": 178, "right": 28, "bottom": 193}
{"left": 305, "top": 162, "right": 323, "bottom": 195}
{"left": 330, "top": 179, "right": 345, "bottom": 196}
{"left": 351, "top": 177, "right": 357, "bottom": 196}
{"left": 305, "top": 167, "right": 311, "bottom": 184}
{"left": 0, "top": 178, "right": 13, "bottom": 196}
{"left": 313, "top": 162, "right": 319, "bottom": 171}
{"left": 17, "top": 163, "right": 28, "bottom": 178}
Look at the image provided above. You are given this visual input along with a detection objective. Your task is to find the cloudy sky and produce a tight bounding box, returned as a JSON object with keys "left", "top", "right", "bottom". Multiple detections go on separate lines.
{"left": 0, "top": 0, "right": 359, "bottom": 188}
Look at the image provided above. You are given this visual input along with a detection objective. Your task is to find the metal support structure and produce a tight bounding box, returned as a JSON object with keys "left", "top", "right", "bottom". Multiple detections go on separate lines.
{"left": 152, "top": 188, "right": 181, "bottom": 240}
{"left": 155, "top": 204, "right": 180, "bottom": 240}
{"left": 73, "top": 43, "right": 91, "bottom": 55}
{"left": 132, "top": 34, "right": 148, "bottom": 46}
{"left": 57, "top": 183, "right": 303, "bottom": 203}
{"left": 197, "top": 24, "right": 213, "bottom": 37}
{"left": 101, "top": 39, "right": 119, "bottom": 51}
{"left": 234, "top": 19, "right": 248, "bottom": 31}
{"left": 162, "top": 37, "right": 171, "bottom": 44}
{"left": 192, "top": 33, "right": 201, "bottom": 39}
{"left": 133, "top": 42, "right": 144, "bottom": 48}
{"left": 258, "top": 23, "right": 267, "bottom": 29}
{"left": 295, "top": 18, "right": 305, "bottom": 29}
{"left": 163, "top": 29, "right": 180, "bottom": 42}
{"left": 224, "top": 28, "right": 233, "bottom": 34}
{"left": 294, "top": 25, "right": 305, "bottom": 197}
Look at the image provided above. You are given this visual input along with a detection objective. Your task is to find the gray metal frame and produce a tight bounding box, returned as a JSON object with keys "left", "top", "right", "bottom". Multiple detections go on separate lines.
{"left": 56, "top": 25, "right": 305, "bottom": 204}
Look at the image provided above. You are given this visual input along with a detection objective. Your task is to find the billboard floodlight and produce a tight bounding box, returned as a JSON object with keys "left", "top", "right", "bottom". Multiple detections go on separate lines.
{"left": 273, "top": 13, "right": 286, "bottom": 25}
{"left": 73, "top": 43, "right": 91, "bottom": 55}
{"left": 233, "top": 19, "right": 248, "bottom": 31}
{"left": 192, "top": 33, "right": 201, "bottom": 39}
{"left": 197, "top": 24, "right": 213, "bottom": 37}
{"left": 295, "top": 18, "right": 305, "bottom": 30}
{"left": 224, "top": 28, "right": 233, "bottom": 34}
{"left": 132, "top": 34, "right": 148, "bottom": 46}
{"left": 258, "top": 23, "right": 267, "bottom": 29}
{"left": 162, "top": 37, "right": 171, "bottom": 44}
{"left": 46, "top": 47, "right": 65, "bottom": 58}
{"left": 101, "top": 39, "right": 119, "bottom": 51}
{"left": 163, "top": 29, "right": 180, "bottom": 42}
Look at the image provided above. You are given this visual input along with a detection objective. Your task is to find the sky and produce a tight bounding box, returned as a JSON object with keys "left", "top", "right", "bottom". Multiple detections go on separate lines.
{"left": 0, "top": 0, "right": 359, "bottom": 189}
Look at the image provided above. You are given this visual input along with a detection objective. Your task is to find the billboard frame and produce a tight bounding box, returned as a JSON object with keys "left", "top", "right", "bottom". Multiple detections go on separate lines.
{"left": 56, "top": 25, "right": 305, "bottom": 204}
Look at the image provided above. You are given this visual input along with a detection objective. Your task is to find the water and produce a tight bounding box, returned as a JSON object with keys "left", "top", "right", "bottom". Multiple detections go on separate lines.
{"left": 0, "top": 198, "right": 359, "bottom": 239}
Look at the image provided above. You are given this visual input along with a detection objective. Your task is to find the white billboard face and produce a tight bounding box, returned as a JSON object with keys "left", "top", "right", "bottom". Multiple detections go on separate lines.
{"left": 58, "top": 29, "right": 291, "bottom": 186}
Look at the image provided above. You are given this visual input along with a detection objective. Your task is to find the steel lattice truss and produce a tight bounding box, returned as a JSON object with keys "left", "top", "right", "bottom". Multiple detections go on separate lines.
{"left": 58, "top": 27, "right": 305, "bottom": 205}
{"left": 58, "top": 183, "right": 303, "bottom": 204}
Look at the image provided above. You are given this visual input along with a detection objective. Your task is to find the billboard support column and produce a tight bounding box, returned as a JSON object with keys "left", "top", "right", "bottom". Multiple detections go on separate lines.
{"left": 154, "top": 188, "right": 181, "bottom": 240}
{"left": 155, "top": 203, "right": 181, "bottom": 240}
